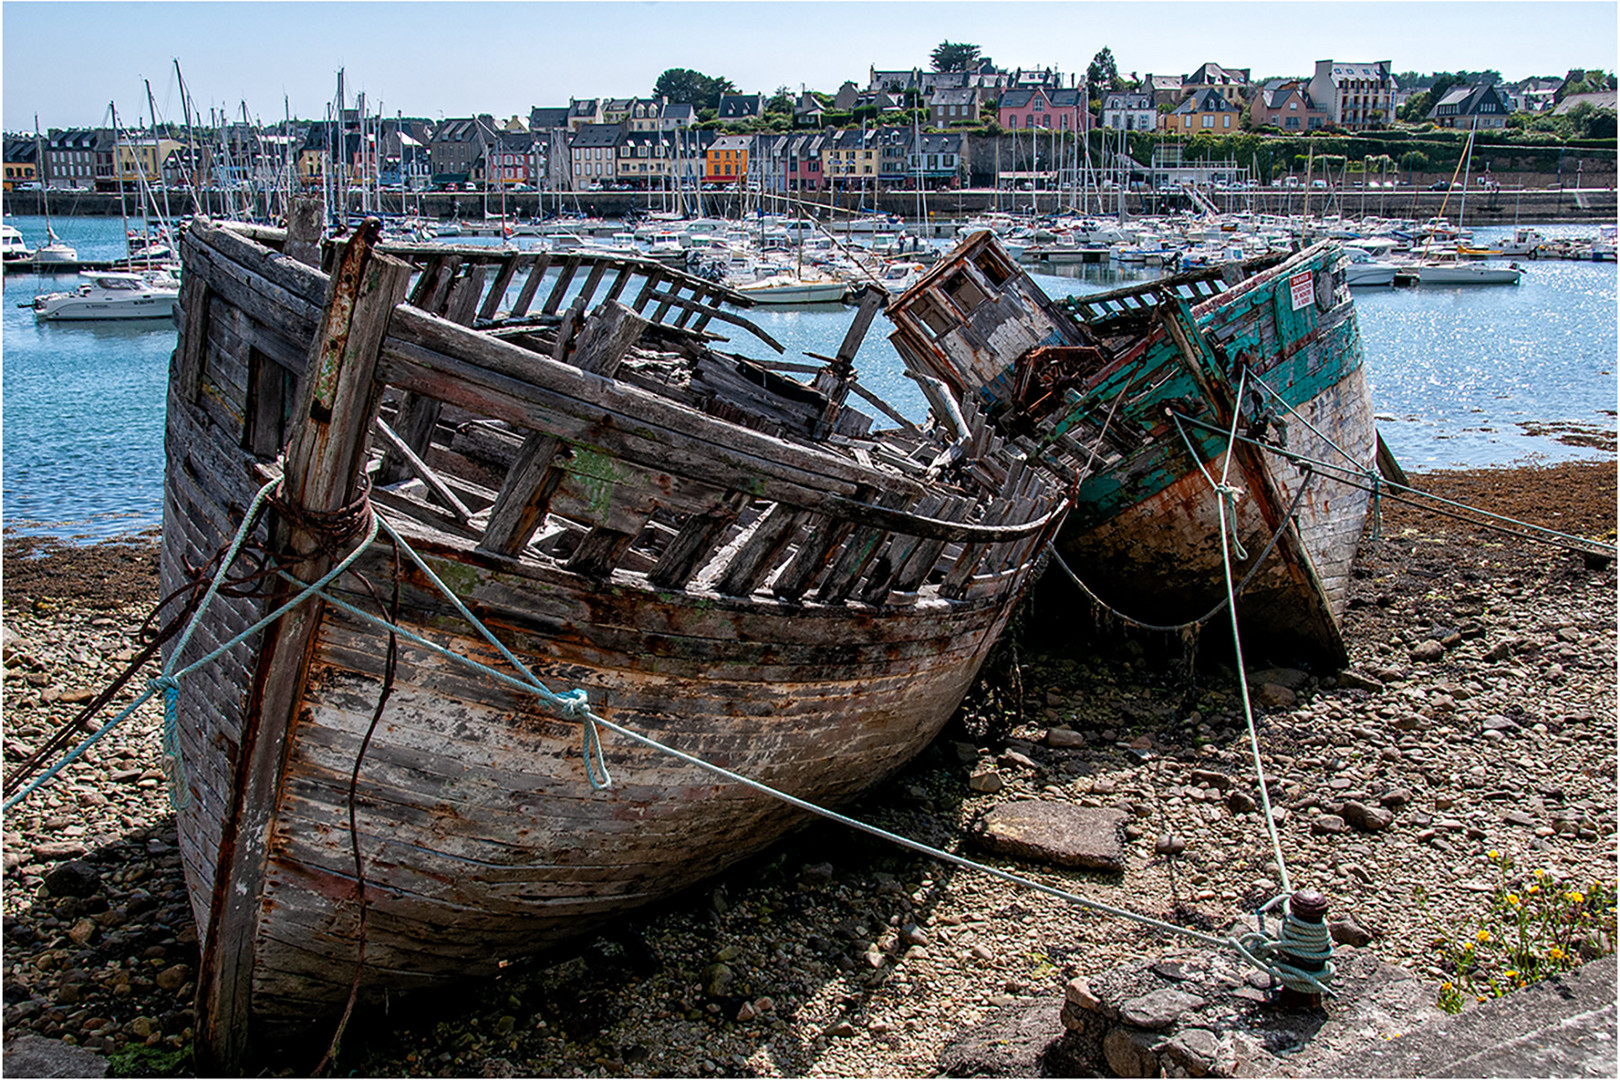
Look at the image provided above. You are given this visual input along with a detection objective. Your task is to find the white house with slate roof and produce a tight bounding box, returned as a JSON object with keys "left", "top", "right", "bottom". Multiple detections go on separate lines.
{"left": 1428, "top": 83, "right": 1511, "bottom": 130}
{"left": 1101, "top": 93, "right": 1156, "bottom": 131}
{"left": 1308, "top": 60, "right": 1396, "bottom": 130}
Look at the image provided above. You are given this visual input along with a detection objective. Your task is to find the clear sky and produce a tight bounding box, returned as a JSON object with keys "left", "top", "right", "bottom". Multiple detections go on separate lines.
{"left": 3, "top": 1, "right": 1615, "bottom": 131}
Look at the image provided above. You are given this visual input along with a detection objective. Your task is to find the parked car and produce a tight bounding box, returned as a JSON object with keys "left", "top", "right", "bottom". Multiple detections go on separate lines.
{"left": 1429, "top": 180, "right": 1457, "bottom": 191}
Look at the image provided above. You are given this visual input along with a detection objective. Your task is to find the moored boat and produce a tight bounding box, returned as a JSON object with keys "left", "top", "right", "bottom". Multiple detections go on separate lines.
{"left": 886, "top": 232, "right": 1377, "bottom": 667}
{"left": 1, "top": 222, "right": 34, "bottom": 264}
{"left": 164, "top": 214, "right": 1067, "bottom": 1068}
{"left": 32, "top": 269, "right": 179, "bottom": 320}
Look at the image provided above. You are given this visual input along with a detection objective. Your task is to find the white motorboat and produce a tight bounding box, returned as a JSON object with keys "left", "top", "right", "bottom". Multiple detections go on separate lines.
{"left": 1496, "top": 227, "right": 1547, "bottom": 257}
{"left": 32, "top": 269, "right": 179, "bottom": 321}
{"left": 1343, "top": 247, "right": 1398, "bottom": 287}
{"left": 1404, "top": 252, "right": 1523, "bottom": 285}
{"left": 732, "top": 264, "right": 849, "bottom": 305}
{"left": 1, "top": 223, "right": 34, "bottom": 264}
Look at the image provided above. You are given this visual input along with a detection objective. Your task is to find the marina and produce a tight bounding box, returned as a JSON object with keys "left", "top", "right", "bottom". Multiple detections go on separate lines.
{"left": 3, "top": 214, "right": 1613, "bottom": 542}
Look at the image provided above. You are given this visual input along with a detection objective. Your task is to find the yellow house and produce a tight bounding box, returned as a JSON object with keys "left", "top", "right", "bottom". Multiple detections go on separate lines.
{"left": 3, "top": 139, "right": 38, "bottom": 190}
{"left": 821, "top": 129, "right": 879, "bottom": 187}
{"left": 1161, "top": 88, "right": 1243, "bottom": 134}
{"left": 113, "top": 137, "right": 183, "bottom": 187}
{"left": 705, "top": 134, "right": 750, "bottom": 184}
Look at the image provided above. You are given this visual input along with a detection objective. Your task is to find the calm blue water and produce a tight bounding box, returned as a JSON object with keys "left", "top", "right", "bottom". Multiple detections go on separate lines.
{"left": 3, "top": 215, "right": 1614, "bottom": 542}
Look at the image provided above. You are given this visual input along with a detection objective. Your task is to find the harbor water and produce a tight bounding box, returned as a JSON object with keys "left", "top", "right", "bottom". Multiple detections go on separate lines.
{"left": 2, "top": 215, "right": 1614, "bottom": 542}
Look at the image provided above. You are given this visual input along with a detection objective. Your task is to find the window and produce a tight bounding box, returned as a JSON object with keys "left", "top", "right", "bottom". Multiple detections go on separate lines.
{"left": 1203, "top": 115, "right": 1214, "bottom": 128}
{"left": 1223, "top": 116, "right": 1231, "bottom": 128}
{"left": 911, "top": 291, "right": 957, "bottom": 337}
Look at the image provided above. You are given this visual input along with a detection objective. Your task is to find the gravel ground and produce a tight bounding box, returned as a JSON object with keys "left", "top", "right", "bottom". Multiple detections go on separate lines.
{"left": 2, "top": 461, "right": 1614, "bottom": 1077}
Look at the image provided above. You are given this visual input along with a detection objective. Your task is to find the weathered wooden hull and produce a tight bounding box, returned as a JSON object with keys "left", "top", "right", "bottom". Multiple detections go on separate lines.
{"left": 162, "top": 217, "right": 1065, "bottom": 1062}
{"left": 887, "top": 236, "right": 1374, "bottom": 666}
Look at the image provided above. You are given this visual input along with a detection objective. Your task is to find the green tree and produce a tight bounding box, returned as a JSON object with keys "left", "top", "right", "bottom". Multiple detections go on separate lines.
{"left": 653, "top": 68, "right": 737, "bottom": 111}
{"left": 766, "top": 85, "right": 794, "bottom": 116}
{"left": 1087, "top": 47, "right": 1121, "bottom": 92}
{"left": 931, "top": 41, "right": 982, "bottom": 72}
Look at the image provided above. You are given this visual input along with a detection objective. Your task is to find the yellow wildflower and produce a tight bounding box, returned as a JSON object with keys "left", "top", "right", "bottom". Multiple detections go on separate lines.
{"left": 1507, "top": 893, "right": 1521, "bottom": 906}
{"left": 1548, "top": 947, "right": 1565, "bottom": 961}
{"left": 1529, "top": 884, "right": 1541, "bottom": 895}
{"left": 1504, "top": 969, "right": 1519, "bottom": 979}
{"left": 1488, "top": 850, "right": 1500, "bottom": 861}
{"left": 1567, "top": 891, "right": 1586, "bottom": 904}
{"left": 1534, "top": 869, "right": 1545, "bottom": 879}
{"left": 1477, "top": 930, "right": 1492, "bottom": 943}
{"left": 1441, "top": 981, "right": 1454, "bottom": 991}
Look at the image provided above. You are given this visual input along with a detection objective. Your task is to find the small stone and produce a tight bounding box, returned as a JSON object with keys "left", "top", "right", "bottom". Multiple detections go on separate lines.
{"left": 1504, "top": 810, "right": 1537, "bottom": 828}
{"left": 1312, "top": 814, "right": 1346, "bottom": 835}
{"left": 2, "top": 1034, "right": 108, "bottom": 1078}
{"left": 1046, "top": 728, "right": 1086, "bottom": 749}
{"left": 968, "top": 768, "right": 1006, "bottom": 794}
{"left": 899, "top": 923, "right": 928, "bottom": 947}
{"left": 1330, "top": 917, "right": 1374, "bottom": 947}
{"left": 1227, "top": 790, "right": 1256, "bottom": 814}
{"left": 1155, "top": 834, "right": 1187, "bottom": 856}
{"left": 1379, "top": 788, "right": 1413, "bottom": 810}
{"left": 1000, "top": 750, "right": 1039, "bottom": 771}
{"left": 1103, "top": 1027, "right": 1162, "bottom": 1078}
{"left": 1341, "top": 801, "right": 1394, "bottom": 832}
{"left": 800, "top": 861, "right": 834, "bottom": 885}
{"left": 1161, "top": 1027, "right": 1222, "bottom": 1077}
{"left": 1482, "top": 640, "right": 1514, "bottom": 662}
{"left": 1256, "top": 682, "right": 1296, "bottom": 709}
{"left": 30, "top": 842, "right": 88, "bottom": 863}
{"left": 735, "top": 1000, "right": 757, "bottom": 1022}
{"left": 155, "top": 964, "right": 192, "bottom": 993}
{"left": 67, "top": 918, "right": 97, "bottom": 946}
{"left": 701, "top": 963, "right": 733, "bottom": 998}
{"left": 1065, "top": 976, "right": 1104, "bottom": 1014}
{"left": 41, "top": 860, "right": 101, "bottom": 899}
{"left": 1337, "top": 670, "right": 1384, "bottom": 692}
{"left": 1410, "top": 640, "right": 1445, "bottom": 662}
{"left": 826, "top": 1020, "right": 855, "bottom": 1038}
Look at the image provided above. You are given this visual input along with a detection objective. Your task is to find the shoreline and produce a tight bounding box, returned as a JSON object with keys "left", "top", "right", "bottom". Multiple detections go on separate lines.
{"left": 2, "top": 460, "right": 1614, "bottom": 1076}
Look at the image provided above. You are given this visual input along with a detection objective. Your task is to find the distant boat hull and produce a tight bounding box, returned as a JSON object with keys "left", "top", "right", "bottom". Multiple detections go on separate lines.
{"left": 1412, "top": 262, "right": 1522, "bottom": 285}
{"left": 735, "top": 278, "right": 849, "bottom": 304}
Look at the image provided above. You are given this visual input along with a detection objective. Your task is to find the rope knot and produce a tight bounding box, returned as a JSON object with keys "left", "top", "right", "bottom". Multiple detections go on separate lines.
{"left": 552, "top": 687, "right": 593, "bottom": 720}
{"left": 1214, "top": 484, "right": 1250, "bottom": 561}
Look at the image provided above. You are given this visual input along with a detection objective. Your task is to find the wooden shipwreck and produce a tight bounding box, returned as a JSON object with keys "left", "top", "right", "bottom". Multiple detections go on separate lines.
{"left": 161, "top": 217, "right": 1068, "bottom": 1067}
{"left": 887, "top": 232, "right": 1376, "bottom": 666}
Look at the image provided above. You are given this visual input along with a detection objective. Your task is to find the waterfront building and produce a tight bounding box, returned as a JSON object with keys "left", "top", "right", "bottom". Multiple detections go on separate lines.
{"left": 1428, "top": 83, "right": 1512, "bottom": 130}
{"left": 1161, "top": 88, "right": 1242, "bottom": 133}
{"left": 928, "top": 88, "right": 984, "bottom": 127}
{"left": 793, "top": 92, "right": 828, "bottom": 127}
{"left": 615, "top": 130, "right": 685, "bottom": 188}
{"left": 823, "top": 127, "right": 880, "bottom": 189}
{"left": 998, "top": 88, "right": 1086, "bottom": 131}
{"left": 1251, "top": 79, "right": 1329, "bottom": 131}
{"left": 705, "top": 133, "right": 750, "bottom": 186}
{"left": 1308, "top": 60, "right": 1396, "bottom": 130}
{"left": 1141, "top": 73, "right": 1185, "bottom": 108}
{"left": 1183, "top": 62, "right": 1253, "bottom": 107}
{"left": 4, "top": 137, "right": 39, "bottom": 190}
{"left": 485, "top": 128, "right": 539, "bottom": 189}
{"left": 567, "top": 98, "right": 604, "bottom": 131}
{"left": 569, "top": 123, "right": 622, "bottom": 188}
{"left": 43, "top": 128, "right": 112, "bottom": 190}
{"left": 785, "top": 132, "right": 828, "bottom": 191}
{"left": 1100, "top": 92, "right": 1156, "bottom": 132}
{"left": 430, "top": 115, "right": 500, "bottom": 188}
{"left": 905, "top": 132, "right": 964, "bottom": 188}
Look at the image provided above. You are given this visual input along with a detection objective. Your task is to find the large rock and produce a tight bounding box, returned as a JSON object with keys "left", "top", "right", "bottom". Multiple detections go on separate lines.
{"left": 971, "top": 801, "right": 1127, "bottom": 871}
{"left": 938, "top": 996, "right": 1069, "bottom": 1076}
{"left": 3, "top": 1035, "right": 109, "bottom": 1078}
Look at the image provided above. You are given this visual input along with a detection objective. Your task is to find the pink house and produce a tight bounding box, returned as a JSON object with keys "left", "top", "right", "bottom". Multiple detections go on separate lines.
{"left": 997, "top": 88, "right": 1088, "bottom": 131}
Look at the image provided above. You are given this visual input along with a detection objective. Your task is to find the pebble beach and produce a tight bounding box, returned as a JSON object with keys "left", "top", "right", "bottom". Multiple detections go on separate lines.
{"left": 2, "top": 460, "right": 1615, "bottom": 1077}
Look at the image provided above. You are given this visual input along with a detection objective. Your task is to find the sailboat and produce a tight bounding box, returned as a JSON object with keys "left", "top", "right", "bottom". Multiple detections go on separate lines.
{"left": 32, "top": 116, "right": 78, "bottom": 267}
{"left": 1407, "top": 122, "right": 1522, "bottom": 285}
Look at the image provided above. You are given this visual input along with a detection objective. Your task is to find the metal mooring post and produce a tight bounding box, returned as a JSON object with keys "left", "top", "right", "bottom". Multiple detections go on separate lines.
{"left": 1276, "top": 889, "right": 1329, "bottom": 1009}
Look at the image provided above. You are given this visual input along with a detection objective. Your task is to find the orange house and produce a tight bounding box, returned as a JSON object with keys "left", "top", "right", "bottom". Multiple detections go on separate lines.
{"left": 704, "top": 134, "right": 750, "bottom": 185}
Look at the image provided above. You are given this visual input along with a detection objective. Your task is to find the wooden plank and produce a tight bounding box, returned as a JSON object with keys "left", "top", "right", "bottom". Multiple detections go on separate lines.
{"left": 630, "top": 269, "right": 663, "bottom": 312}
{"left": 646, "top": 492, "right": 748, "bottom": 591}
{"left": 194, "top": 222, "right": 413, "bottom": 1073}
{"left": 860, "top": 493, "right": 947, "bottom": 605}
{"left": 476, "top": 254, "right": 522, "bottom": 322}
{"left": 770, "top": 511, "right": 857, "bottom": 603}
{"left": 421, "top": 256, "right": 464, "bottom": 313}
{"left": 284, "top": 197, "right": 324, "bottom": 269}
{"left": 815, "top": 489, "right": 911, "bottom": 605}
{"left": 563, "top": 526, "right": 638, "bottom": 578}
{"left": 601, "top": 265, "right": 633, "bottom": 304}
{"left": 507, "top": 253, "right": 550, "bottom": 318}
{"left": 574, "top": 260, "right": 609, "bottom": 312}
{"left": 372, "top": 417, "right": 473, "bottom": 524}
{"left": 713, "top": 503, "right": 809, "bottom": 597}
{"left": 541, "top": 255, "right": 582, "bottom": 316}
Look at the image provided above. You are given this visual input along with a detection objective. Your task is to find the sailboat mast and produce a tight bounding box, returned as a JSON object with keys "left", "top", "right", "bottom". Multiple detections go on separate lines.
{"left": 174, "top": 60, "right": 203, "bottom": 217}
{"left": 146, "top": 80, "right": 177, "bottom": 228}
{"left": 111, "top": 103, "right": 134, "bottom": 260}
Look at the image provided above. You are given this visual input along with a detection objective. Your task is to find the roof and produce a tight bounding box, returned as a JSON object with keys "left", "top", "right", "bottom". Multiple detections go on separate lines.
{"left": 1326, "top": 61, "right": 1391, "bottom": 82}
{"left": 930, "top": 88, "right": 981, "bottom": 106}
{"left": 717, "top": 94, "right": 763, "bottom": 119}
{"left": 569, "top": 124, "right": 622, "bottom": 149}
{"left": 1172, "top": 89, "right": 1241, "bottom": 114}
{"left": 709, "top": 134, "right": 751, "bottom": 151}
{"left": 1430, "top": 83, "right": 1510, "bottom": 118}
{"left": 1259, "top": 80, "right": 1311, "bottom": 109}
{"left": 998, "top": 88, "right": 1083, "bottom": 109}
{"left": 529, "top": 107, "right": 571, "bottom": 130}
{"left": 1104, "top": 93, "right": 1153, "bottom": 110}
{"left": 1555, "top": 90, "right": 1618, "bottom": 114}
{"left": 1186, "top": 62, "right": 1250, "bottom": 85}
{"left": 663, "top": 103, "right": 696, "bottom": 120}
{"left": 568, "top": 98, "right": 600, "bottom": 117}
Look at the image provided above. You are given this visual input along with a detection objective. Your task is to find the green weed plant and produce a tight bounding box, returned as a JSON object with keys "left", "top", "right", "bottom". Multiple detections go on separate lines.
{"left": 1414, "top": 851, "right": 1615, "bottom": 1014}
